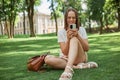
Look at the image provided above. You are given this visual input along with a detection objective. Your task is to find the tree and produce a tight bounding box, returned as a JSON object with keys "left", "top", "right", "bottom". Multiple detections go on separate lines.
{"left": 47, "top": 0, "right": 63, "bottom": 35}
{"left": 25, "top": 0, "right": 41, "bottom": 37}
{"left": 8, "top": 0, "right": 20, "bottom": 38}
{"left": 107, "top": 0, "right": 120, "bottom": 30}
{"left": 84, "top": 0, "right": 92, "bottom": 33}
{"left": 26, "top": 0, "right": 35, "bottom": 37}
{"left": 103, "top": 0, "right": 116, "bottom": 32}
{"left": 0, "top": 0, "right": 41, "bottom": 38}
{"left": 20, "top": 0, "right": 27, "bottom": 34}
{"left": 0, "top": 0, "right": 23, "bottom": 38}
{"left": 88, "top": 0, "right": 105, "bottom": 34}
{"left": 0, "top": 19, "right": 3, "bottom": 35}
{"left": 0, "top": 1, "right": 4, "bottom": 35}
{"left": 1, "top": 0, "right": 10, "bottom": 37}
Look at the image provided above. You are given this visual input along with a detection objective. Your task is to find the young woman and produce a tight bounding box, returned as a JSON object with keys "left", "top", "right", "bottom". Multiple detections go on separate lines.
{"left": 45, "top": 7, "right": 98, "bottom": 80}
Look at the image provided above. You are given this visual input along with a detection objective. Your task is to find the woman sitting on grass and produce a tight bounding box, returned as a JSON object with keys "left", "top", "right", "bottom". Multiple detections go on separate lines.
{"left": 44, "top": 7, "right": 98, "bottom": 80}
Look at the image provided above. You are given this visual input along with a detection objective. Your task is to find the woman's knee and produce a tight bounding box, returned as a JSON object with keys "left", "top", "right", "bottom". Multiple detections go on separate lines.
{"left": 44, "top": 55, "right": 56, "bottom": 65}
{"left": 70, "top": 37, "right": 79, "bottom": 43}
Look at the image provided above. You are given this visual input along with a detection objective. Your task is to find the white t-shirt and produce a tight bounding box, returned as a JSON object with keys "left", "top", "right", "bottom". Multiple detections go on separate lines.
{"left": 58, "top": 27, "right": 88, "bottom": 43}
{"left": 57, "top": 27, "right": 88, "bottom": 56}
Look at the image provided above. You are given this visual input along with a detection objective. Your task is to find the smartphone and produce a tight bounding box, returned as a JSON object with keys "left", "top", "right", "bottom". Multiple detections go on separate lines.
{"left": 70, "top": 24, "right": 76, "bottom": 29}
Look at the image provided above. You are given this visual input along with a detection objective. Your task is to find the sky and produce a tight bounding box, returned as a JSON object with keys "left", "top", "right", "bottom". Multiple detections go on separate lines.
{"left": 37, "top": 0, "right": 87, "bottom": 14}
{"left": 37, "top": 0, "right": 51, "bottom": 14}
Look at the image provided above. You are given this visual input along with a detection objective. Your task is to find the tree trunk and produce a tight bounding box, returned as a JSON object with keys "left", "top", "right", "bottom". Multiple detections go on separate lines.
{"left": 23, "top": 11, "right": 26, "bottom": 34}
{"left": 2, "top": 0, "right": 10, "bottom": 38}
{"left": 118, "top": 7, "right": 120, "bottom": 30}
{"left": 9, "top": 0, "right": 16, "bottom": 38}
{"left": 5, "top": 21, "right": 10, "bottom": 38}
{"left": 9, "top": 12, "right": 15, "bottom": 38}
{"left": 51, "top": 0, "right": 58, "bottom": 35}
{"left": 99, "top": 16, "right": 103, "bottom": 34}
{"left": 26, "top": 0, "right": 35, "bottom": 37}
{"left": 29, "top": 16, "right": 35, "bottom": 37}
{"left": 9, "top": 14, "right": 16, "bottom": 38}
{"left": 9, "top": 20, "right": 14, "bottom": 38}
{"left": 104, "top": 14, "right": 110, "bottom": 32}
{"left": 13, "top": 14, "right": 16, "bottom": 36}
{"left": 53, "top": 8, "right": 58, "bottom": 35}
{"left": 54, "top": 14, "right": 58, "bottom": 35}
{"left": 0, "top": 21, "right": 3, "bottom": 35}
{"left": 88, "top": 16, "right": 92, "bottom": 33}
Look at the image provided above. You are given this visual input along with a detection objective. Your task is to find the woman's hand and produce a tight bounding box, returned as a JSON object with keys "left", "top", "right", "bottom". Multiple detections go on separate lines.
{"left": 67, "top": 29, "right": 78, "bottom": 39}
{"left": 67, "top": 29, "right": 74, "bottom": 40}
{"left": 72, "top": 29, "right": 78, "bottom": 37}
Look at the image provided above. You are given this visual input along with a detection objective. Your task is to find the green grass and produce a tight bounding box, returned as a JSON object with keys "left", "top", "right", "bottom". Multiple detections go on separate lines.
{"left": 0, "top": 32, "right": 120, "bottom": 80}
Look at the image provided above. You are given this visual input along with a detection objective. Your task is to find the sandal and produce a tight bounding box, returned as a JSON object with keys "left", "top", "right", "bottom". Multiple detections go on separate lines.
{"left": 59, "top": 66, "right": 74, "bottom": 80}
{"left": 76, "top": 62, "right": 98, "bottom": 69}
{"left": 86, "top": 62, "right": 98, "bottom": 68}
{"left": 76, "top": 63, "right": 85, "bottom": 69}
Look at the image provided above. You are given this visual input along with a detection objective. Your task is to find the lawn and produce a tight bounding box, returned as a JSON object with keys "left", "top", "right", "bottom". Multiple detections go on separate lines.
{"left": 0, "top": 32, "right": 120, "bottom": 80}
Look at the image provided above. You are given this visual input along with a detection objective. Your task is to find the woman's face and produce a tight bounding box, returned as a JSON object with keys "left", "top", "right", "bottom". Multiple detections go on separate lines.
{"left": 67, "top": 11, "right": 76, "bottom": 26}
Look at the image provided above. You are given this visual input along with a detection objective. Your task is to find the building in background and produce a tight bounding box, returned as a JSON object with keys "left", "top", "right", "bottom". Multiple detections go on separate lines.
{"left": 0, "top": 11, "right": 64, "bottom": 35}
{"left": 14, "top": 11, "right": 64, "bottom": 35}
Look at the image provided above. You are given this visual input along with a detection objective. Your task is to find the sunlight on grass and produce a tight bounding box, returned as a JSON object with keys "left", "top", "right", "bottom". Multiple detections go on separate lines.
{"left": 109, "top": 47, "right": 120, "bottom": 51}
{"left": 0, "top": 51, "right": 38, "bottom": 56}
{"left": 0, "top": 67, "right": 14, "bottom": 70}
{"left": 19, "top": 44, "right": 43, "bottom": 48}
{"left": 0, "top": 32, "right": 120, "bottom": 80}
{"left": 92, "top": 49, "right": 102, "bottom": 52}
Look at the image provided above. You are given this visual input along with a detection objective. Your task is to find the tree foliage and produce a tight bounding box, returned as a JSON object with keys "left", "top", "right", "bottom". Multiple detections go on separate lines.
{"left": 107, "top": 0, "right": 120, "bottom": 29}
{"left": 0, "top": 0, "right": 120, "bottom": 38}
{"left": 0, "top": 0, "right": 41, "bottom": 38}
{"left": 0, "top": 0, "right": 23, "bottom": 38}
{"left": 47, "top": 0, "right": 63, "bottom": 35}
{"left": 87, "top": 0, "right": 105, "bottom": 34}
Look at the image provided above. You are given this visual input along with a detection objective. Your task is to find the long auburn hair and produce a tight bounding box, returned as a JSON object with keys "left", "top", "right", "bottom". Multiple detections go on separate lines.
{"left": 64, "top": 7, "right": 80, "bottom": 30}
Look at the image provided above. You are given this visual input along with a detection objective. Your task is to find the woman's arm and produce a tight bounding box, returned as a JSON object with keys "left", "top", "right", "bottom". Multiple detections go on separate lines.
{"left": 77, "top": 35, "right": 89, "bottom": 51}
{"left": 59, "top": 40, "right": 70, "bottom": 56}
{"left": 72, "top": 29, "right": 89, "bottom": 51}
{"left": 59, "top": 29, "right": 73, "bottom": 56}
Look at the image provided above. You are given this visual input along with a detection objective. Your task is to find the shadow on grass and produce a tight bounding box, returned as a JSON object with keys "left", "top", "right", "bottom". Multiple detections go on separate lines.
{"left": 0, "top": 38, "right": 59, "bottom": 54}
{"left": 0, "top": 32, "right": 120, "bottom": 80}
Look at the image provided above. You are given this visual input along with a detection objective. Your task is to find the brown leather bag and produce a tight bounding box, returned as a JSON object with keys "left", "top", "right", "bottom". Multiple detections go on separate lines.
{"left": 27, "top": 53, "right": 49, "bottom": 72}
